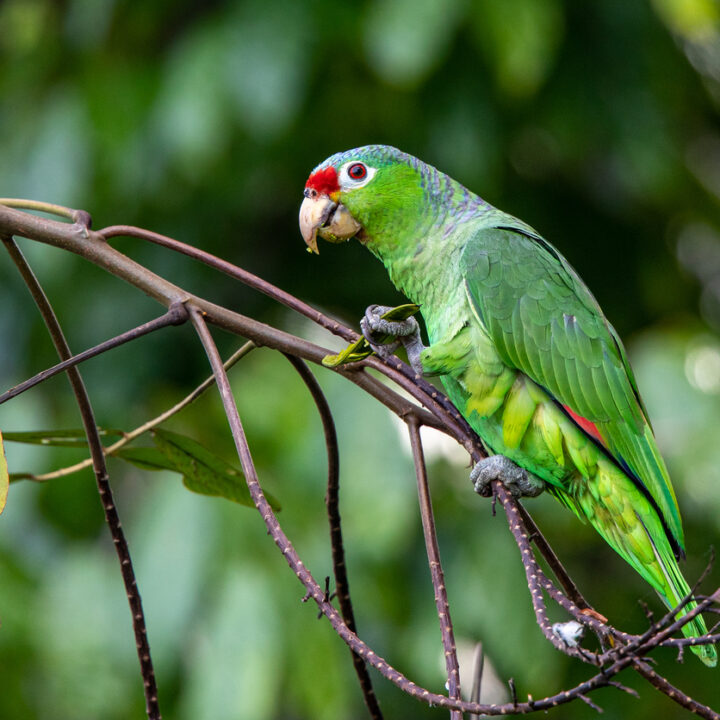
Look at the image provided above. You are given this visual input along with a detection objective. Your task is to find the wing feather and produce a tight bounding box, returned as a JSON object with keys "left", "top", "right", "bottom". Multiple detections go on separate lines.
{"left": 460, "top": 226, "right": 684, "bottom": 551}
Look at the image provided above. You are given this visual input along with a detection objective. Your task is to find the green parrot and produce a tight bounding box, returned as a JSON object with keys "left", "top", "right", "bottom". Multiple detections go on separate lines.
{"left": 299, "top": 145, "right": 716, "bottom": 666}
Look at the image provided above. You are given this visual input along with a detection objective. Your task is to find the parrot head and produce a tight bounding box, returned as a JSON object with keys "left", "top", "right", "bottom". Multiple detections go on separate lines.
{"left": 299, "top": 145, "right": 425, "bottom": 254}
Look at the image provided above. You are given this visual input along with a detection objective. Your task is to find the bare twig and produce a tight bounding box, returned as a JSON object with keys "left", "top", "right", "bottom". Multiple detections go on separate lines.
{"left": 99, "top": 224, "right": 357, "bottom": 342}
{"left": 470, "top": 643, "right": 484, "bottom": 710}
{"left": 496, "top": 482, "right": 601, "bottom": 664}
{"left": 407, "top": 418, "right": 462, "bottom": 718}
{"left": 19, "top": 341, "right": 256, "bottom": 482}
{"left": 633, "top": 660, "right": 720, "bottom": 719}
{"left": 283, "top": 354, "right": 383, "bottom": 719}
{"left": 2, "top": 236, "right": 161, "bottom": 720}
{"left": 0, "top": 304, "right": 187, "bottom": 406}
{"left": 0, "top": 197, "right": 90, "bottom": 224}
{"left": 515, "top": 502, "right": 590, "bottom": 610}
{"left": 577, "top": 693, "right": 603, "bottom": 713}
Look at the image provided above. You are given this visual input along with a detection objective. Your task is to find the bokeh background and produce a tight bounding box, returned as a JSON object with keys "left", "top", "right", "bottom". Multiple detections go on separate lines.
{"left": 2, "top": 0, "right": 720, "bottom": 717}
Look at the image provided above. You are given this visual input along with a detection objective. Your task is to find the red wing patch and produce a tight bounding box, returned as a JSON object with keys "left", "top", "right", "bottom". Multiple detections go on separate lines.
{"left": 562, "top": 404, "right": 605, "bottom": 447}
{"left": 305, "top": 166, "right": 339, "bottom": 195}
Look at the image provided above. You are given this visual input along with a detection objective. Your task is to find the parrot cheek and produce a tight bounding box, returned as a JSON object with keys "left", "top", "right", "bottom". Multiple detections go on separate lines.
{"left": 317, "top": 203, "right": 362, "bottom": 244}
{"left": 299, "top": 194, "right": 362, "bottom": 253}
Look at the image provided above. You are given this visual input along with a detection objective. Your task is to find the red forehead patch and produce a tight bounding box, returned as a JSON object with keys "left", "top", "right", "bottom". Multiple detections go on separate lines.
{"left": 305, "top": 166, "right": 339, "bottom": 195}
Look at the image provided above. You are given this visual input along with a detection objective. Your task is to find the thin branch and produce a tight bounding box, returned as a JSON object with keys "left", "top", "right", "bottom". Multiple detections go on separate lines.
{"left": 470, "top": 643, "right": 484, "bottom": 709}
{"left": 632, "top": 590, "right": 720, "bottom": 659}
{"left": 495, "top": 482, "right": 601, "bottom": 664}
{"left": 2, "top": 236, "right": 161, "bottom": 720}
{"left": 0, "top": 204, "right": 449, "bottom": 435}
{"left": 283, "top": 353, "right": 383, "bottom": 720}
{"left": 515, "top": 502, "right": 590, "bottom": 611}
{"left": 0, "top": 304, "right": 187, "bottom": 406}
{"left": 634, "top": 660, "right": 720, "bottom": 719}
{"left": 538, "top": 572, "right": 631, "bottom": 647}
{"left": 577, "top": 693, "right": 603, "bottom": 713}
{"left": 407, "top": 418, "right": 462, "bottom": 717}
{"left": 99, "top": 224, "right": 357, "bottom": 342}
{"left": 600, "top": 587, "right": 720, "bottom": 666}
{"left": 22, "top": 341, "right": 256, "bottom": 482}
{"left": 0, "top": 198, "right": 90, "bottom": 226}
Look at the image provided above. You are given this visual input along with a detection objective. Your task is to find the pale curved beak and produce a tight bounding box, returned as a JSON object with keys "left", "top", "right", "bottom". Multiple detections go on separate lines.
{"left": 299, "top": 192, "right": 361, "bottom": 254}
{"left": 299, "top": 193, "right": 335, "bottom": 254}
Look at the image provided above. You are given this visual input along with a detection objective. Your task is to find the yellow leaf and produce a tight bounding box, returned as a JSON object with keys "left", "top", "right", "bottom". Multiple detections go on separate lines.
{"left": 0, "top": 431, "right": 8, "bottom": 514}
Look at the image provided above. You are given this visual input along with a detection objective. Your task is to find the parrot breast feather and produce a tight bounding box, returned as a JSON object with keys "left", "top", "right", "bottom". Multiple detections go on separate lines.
{"left": 460, "top": 226, "right": 684, "bottom": 553}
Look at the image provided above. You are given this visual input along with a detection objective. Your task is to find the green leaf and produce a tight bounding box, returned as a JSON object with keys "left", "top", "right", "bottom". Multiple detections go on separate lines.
{"left": 2, "top": 428, "right": 125, "bottom": 448}
{"left": 380, "top": 303, "right": 421, "bottom": 321}
{"left": 322, "top": 337, "right": 373, "bottom": 368}
{"left": 114, "top": 447, "right": 179, "bottom": 472}
{"left": 322, "top": 304, "right": 420, "bottom": 368}
{"left": 0, "top": 431, "right": 8, "bottom": 514}
{"left": 152, "top": 429, "right": 280, "bottom": 510}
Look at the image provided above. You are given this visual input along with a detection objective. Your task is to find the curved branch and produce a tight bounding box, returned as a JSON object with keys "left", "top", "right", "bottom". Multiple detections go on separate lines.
{"left": 0, "top": 304, "right": 187, "bottom": 406}
{"left": 283, "top": 354, "right": 383, "bottom": 719}
{"left": 100, "top": 224, "right": 356, "bottom": 342}
{"left": 22, "top": 341, "right": 256, "bottom": 482}
{"left": 2, "top": 237, "right": 161, "bottom": 720}
{"left": 407, "top": 418, "right": 462, "bottom": 714}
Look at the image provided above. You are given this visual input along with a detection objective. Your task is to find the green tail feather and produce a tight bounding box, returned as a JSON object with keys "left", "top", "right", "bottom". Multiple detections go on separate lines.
{"left": 655, "top": 545, "right": 717, "bottom": 667}
{"left": 559, "top": 459, "right": 717, "bottom": 666}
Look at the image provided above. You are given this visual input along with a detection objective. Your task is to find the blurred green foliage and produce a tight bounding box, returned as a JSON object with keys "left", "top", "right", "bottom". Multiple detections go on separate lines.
{"left": 2, "top": 0, "right": 720, "bottom": 717}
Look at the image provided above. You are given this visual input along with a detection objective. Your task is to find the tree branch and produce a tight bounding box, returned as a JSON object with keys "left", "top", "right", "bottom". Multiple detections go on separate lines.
{"left": 283, "top": 354, "right": 383, "bottom": 719}
{"left": 2, "top": 236, "right": 161, "bottom": 720}
{"left": 407, "top": 417, "right": 462, "bottom": 717}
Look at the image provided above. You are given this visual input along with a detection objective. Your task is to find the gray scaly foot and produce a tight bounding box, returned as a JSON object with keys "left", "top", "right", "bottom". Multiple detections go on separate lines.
{"left": 471, "top": 455, "right": 544, "bottom": 498}
{"left": 360, "top": 304, "right": 425, "bottom": 374}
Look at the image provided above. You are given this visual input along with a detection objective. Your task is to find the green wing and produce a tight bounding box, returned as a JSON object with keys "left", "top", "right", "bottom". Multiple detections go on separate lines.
{"left": 461, "top": 225, "right": 684, "bottom": 552}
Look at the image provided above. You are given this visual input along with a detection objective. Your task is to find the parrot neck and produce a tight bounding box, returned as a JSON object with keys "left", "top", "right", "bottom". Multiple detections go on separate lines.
{"left": 365, "top": 201, "right": 486, "bottom": 341}
{"left": 357, "top": 163, "right": 500, "bottom": 341}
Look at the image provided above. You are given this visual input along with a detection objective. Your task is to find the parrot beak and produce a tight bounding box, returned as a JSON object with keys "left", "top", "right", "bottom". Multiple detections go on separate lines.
{"left": 299, "top": 190, "right": 361, "bottom": 254}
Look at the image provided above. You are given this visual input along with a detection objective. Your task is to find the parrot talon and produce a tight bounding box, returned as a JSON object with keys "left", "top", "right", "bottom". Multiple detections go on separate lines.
{"left": 372, "top": 338, "right": 402, "bottom": 361}
{"left": 361, "top": 304, "right": 425, "bottom": 374}
{"left": 362, "top": 304, "right": 420, "bottom": 338}
{"left": 471, "top": 455, "right": 544, "bottom": 499}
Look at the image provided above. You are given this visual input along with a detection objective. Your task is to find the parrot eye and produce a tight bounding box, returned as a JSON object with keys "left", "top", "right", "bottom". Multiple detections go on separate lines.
{"left": 339, "top": 161, "right": 377, "bottom": 189}
{"left": 348, "top": 163, "right": 367, "bottom": 180}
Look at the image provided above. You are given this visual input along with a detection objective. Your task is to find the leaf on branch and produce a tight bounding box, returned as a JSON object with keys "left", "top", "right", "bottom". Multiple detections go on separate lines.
{"left": 2, "top": 428, "right": 125, "bottom": 447}
{"left": 151, "top": 429, "right": 281, "bottom": 510}
{"left": 0, "top": 431, "right": 8, "bottom": 513}
{"left": 322, "top": 303, "right": 420, "bottom": 368}
{"left": 321, "top": 337, "right": 372, "bottom": 368}
{"left": 114, "top": 447, "right": 179, "bottom": 472}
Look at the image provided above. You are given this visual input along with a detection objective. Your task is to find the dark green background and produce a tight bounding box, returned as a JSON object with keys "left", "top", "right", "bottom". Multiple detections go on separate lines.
{"left": 2, "top": 0, "right": 720, "bottom": 717}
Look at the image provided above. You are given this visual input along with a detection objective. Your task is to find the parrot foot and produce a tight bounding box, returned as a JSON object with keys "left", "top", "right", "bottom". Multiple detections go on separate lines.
{"left": 471, "top": 455, "right": 544, "bottom": 498}
{"left": 360, "top": 304, "right": 425, "bottom": 374}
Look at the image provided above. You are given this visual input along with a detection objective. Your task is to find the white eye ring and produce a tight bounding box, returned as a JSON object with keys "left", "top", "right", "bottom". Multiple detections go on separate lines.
{"left": 338, "top": 161, "right": 377, "bottom": 189}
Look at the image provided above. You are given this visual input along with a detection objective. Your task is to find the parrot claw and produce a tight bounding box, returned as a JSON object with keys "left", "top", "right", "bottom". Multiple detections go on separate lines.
{"left": 361, "top": 304, "right": 425, "bottom": 374}
{"left": 470, "top": 455, "right": 544, "bottom": 498}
